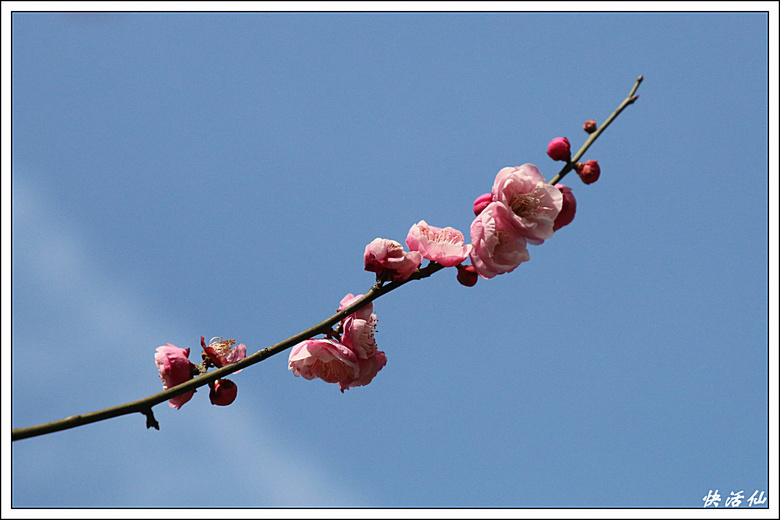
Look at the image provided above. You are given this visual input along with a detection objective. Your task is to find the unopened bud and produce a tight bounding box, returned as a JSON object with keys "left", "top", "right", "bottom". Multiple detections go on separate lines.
{"left": 553, "top": 184, "right": 576, "bottom": 231}
{"left": 583, "top": 120, "right": 597, "bottom": 134}
{"left": 578, "top": 160, "right": 601, "bottom": 185}
{"left": 473, "top": 193, "right": 492, "bottom": 216}
{"left": 456, "top": 264, "right": 479, "bottom": 287}
{"left": 209, "top": 378, "right": 238, "bottom": 406}
{"left": 547, "top": 137, "right": 572, "bottom": 162}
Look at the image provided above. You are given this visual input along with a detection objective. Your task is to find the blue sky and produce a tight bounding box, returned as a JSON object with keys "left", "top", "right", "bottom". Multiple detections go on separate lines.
{"left": 6, "top": 8, "right": 775, "bottom": 512}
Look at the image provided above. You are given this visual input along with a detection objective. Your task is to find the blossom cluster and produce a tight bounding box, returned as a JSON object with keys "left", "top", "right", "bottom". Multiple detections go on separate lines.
{"left": 289, "top": 293, "right": 387, "bottom": 392}
{"left": 287, "top": 132, "right": 604, "bottom": 391}
{"left": 154, "top": 337, "right": 246, "bottom": 409}
{"left": 156, "top": 133, "right": 599, "bottom": 397}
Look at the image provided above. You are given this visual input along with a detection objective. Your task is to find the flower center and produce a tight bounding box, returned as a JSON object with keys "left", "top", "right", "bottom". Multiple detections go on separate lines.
{"left": 495, "top": 228, "right": 507, "bottom": 246}
{"left": 364, "top": 315, "right": 378, "bottom": 347}
{"left": 510, "top": 192, "right": 541, "bottom": 217}
{"left": 209, "top": 337, "right": 236, "bottom": 357}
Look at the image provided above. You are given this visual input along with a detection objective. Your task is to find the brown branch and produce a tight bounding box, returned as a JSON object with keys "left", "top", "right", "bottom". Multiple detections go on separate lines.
{"left": 12, "top": 75, "right": 643, "bottom": 442}
{"left": 11, "top": 262, "right": 445, "bottom": 441}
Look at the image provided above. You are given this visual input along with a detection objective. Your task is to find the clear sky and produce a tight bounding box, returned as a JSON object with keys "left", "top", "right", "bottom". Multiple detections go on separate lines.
{"left": 7, "top": 7, "right": 774, "bottom": 512}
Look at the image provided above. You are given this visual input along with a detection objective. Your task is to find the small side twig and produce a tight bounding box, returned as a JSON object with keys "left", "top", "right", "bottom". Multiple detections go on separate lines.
{"left": 143, "top": 409, "right": 159, "bottom": 431}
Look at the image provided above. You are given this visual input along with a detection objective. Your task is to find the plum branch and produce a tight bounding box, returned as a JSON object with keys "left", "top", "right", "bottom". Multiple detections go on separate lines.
{"left": 12, "top": 76, "right": 643, "bottom": 442}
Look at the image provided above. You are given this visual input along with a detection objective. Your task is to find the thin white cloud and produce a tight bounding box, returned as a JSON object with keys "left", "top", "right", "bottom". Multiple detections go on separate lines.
{"left": 10, "top": 176, "right": 368, "bottom": 508}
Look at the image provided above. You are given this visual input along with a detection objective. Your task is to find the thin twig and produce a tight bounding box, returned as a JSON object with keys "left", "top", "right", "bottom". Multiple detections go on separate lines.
{"left": 549, "top": 75, "right": 643, "bottom": 186}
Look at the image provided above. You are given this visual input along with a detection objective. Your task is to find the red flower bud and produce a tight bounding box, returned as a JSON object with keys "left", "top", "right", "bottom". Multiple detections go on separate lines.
{"left": 456, "top": 264, "right": 479, "bottom": 287}
{"left": 578, "top": 160, "right": 601, "bottom": 184}
{"left": 472, "top": 193, "right": 492, "bottom": 216}
{"left": 209, "top": 378, "right": 238, "bottom": 406}
{"left": 546, "top": 137, "right": 571, "bottom": 162}
{"left": 583, "top": 120, "right": 597, "bottom": 134}
{"left": 553, "top": 184, "right": 576, "bottom": 231}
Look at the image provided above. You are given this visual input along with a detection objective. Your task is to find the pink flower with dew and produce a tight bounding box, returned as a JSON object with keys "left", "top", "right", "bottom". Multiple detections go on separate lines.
{"left": 553, "top": 184, "right": 577, "bottom": 231}
{"left": 209, "top": 379, "right": 238, "bottom": 406}
{"left": 339, "top": 350, "right": 388, "bottom": 392}
{"left": 364, "top": 238, "right": 422, "bottom": 281}
{"left": 492, "top": 164, "right": 562, "bottom": 244}
{"left": 201, "top": 336, "right": 247, "bottom": 373}
{"left": 469, "top": 201, "right": 531, "bottom": 279}
{"left": 405, "top": 221, "right": 471, "bottom": 268}
{"left": 288, "top": 338, "right": 360, "bottom": 384}
{"left": 154, "top": 344, "right": 196, "bottom": 409}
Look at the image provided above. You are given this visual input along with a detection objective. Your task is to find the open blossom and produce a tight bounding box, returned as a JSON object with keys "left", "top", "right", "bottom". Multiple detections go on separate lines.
{"left": 364, "top": 238, "right": 422, "bottom": 280}
{"left": 290, "top": 293, "right": 387, "bottom": 390}
{"left": 289, "top": 338, "right": 360, "bottom": 384}
{"left": 338, "top": 293, "right": 378, "bottom": 359}
{"left": 339, "top": 351, "right": 387, "bottom": 392}
{"left": 492, "top": 164, "right": 562, "bottom": 244}
{"left": 201, "top": 336, "right": 247, "bottom": 373}
{"left": 405, "top": 220, "right": 470, "bottom": 267}
{"left": 469, "top": 201, "right": 530, "bottom": 279}
{"left": 154, "top": 344, "right": 196, "bottom": 409}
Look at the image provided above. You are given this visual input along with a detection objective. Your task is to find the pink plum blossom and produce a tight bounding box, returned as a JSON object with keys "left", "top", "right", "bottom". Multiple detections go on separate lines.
{"left": 469, "top": 201, "right": 531, "bottom": 279}
{"left": 405, "top": 220, "right": 471, "bottom": 268}
{"left": 288, "top": 338, "right": 360, "bottom": 384}
{"left": 492, "top": 164, "right": 562, "bottom": 244}
{"left": 209, "top": 379, "right": 238, "bottom": 406}
{"left": 364, "top": 238, "right": 422, "bottom": 281}
{"left": 154, "top": 344, "right": 196, "bottom": 409}
{"left": 201, "top": 336, "right": 247, "bottom": 373}
{"left": 553, "top": 184, "right": 577, "bottom": 231}
{"left": 291, "top": 294, "right": 388, "bottom": 390}
{"left": 339, "top": 350, "right": 388, "bottom": 392}
{"left": 338, "top": 293, "right": 378, "bottom": 359}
